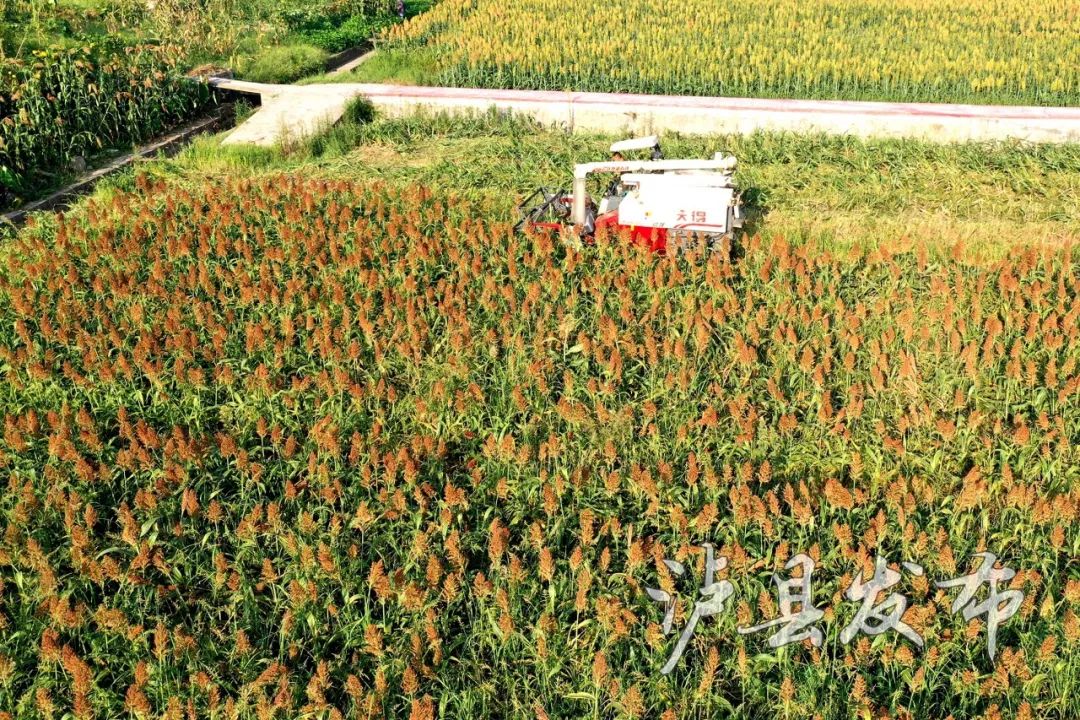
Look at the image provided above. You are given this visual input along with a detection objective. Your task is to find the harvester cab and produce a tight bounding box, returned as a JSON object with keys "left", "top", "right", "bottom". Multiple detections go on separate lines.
{"left": 597, "top": 135, "right": 664, "bottom": 220}
{"left": 515, "top": 134, "right": 744, "bottom": 253}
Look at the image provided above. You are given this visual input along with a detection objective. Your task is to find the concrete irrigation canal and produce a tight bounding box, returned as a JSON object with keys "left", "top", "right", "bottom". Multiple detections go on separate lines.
{"left": 209, "top": 77, "right": 1080, "bottom": 146}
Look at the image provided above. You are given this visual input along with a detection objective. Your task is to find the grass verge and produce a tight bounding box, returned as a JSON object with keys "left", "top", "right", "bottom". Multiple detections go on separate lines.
{"left": 300, "top": 47, "right": 439, "bottom": 85}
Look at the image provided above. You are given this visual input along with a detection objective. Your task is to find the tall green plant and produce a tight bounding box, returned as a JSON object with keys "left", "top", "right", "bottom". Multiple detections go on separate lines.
{"left": 0, "top": 44, "right": 210, "bottom": 203}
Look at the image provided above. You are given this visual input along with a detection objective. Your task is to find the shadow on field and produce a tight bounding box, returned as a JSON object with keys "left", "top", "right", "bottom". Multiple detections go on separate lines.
{"left": 740, "top": 184, "right": 769, "bottom": 234}
{"left": 730, "top": 183, "right": 768, "bottom": 261}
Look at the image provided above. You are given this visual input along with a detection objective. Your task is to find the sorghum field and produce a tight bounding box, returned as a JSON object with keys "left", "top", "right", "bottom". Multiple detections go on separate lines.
{"left": 0, "top": 173, "right": 1077, "bottom": 719}
{"left": 382, "top": 0, "right": 1080, "bottom": 105}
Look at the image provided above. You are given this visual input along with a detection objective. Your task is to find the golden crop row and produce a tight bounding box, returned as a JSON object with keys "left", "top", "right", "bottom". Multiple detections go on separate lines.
{"left": 387, "top": 0, "right": 1080, "bottom": 104}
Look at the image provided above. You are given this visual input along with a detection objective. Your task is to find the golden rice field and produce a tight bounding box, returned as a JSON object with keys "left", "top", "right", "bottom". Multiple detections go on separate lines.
{"left": 385, "top": 0, "right": 1080, "bottom": 105}
{"left": 0, "top": 175, "right": 1077, "bottom": 719}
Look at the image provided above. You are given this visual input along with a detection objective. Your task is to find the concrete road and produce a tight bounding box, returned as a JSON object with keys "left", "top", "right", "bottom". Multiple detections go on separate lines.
{"left": 209, "top": 78, "right": 1080, "bottom": 146}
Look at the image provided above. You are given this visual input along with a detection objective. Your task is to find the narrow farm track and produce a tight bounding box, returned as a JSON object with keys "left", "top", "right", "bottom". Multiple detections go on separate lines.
{"left": 211, "top": 77, "right": 1080, "bottom": 146}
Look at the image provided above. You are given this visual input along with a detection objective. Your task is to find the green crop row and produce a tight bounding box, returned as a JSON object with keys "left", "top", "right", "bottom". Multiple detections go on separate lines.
{"left": 0, "top": 44, "right": 210, "bottom": 207}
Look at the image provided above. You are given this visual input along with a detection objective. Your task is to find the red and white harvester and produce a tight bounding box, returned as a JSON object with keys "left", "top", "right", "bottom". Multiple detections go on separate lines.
{"left": 515, "top": 135, "right": 744, "bottom": 253}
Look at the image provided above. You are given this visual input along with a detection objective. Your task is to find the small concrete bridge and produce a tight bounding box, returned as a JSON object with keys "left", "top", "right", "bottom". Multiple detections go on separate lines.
{"left": 208, "top": 77, "right": 1080, "bottom": 146}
